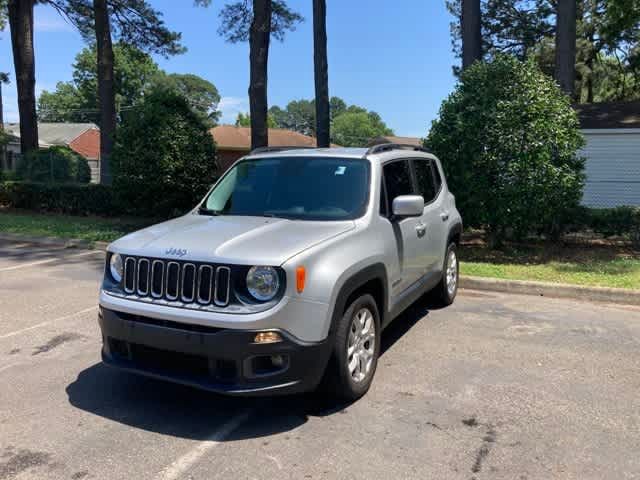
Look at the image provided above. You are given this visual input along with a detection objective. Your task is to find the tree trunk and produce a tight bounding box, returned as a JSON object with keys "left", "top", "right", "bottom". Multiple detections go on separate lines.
{"left": 313, "top": 0, "right": 330, "bottom": 148}
{"left": 555, "top": 0, "right": 577, "bottom": 97}
{"left": 94, "top": 0, "right": 116, "bottom": 186}
{"left": 461, "top": 0, "right": 482, "bottom": 70}
{"left": 249, "top": 0, "right": 272, "bottom": 150}
{"left": 8, "top": 0, "right": 38, "bottom": 154}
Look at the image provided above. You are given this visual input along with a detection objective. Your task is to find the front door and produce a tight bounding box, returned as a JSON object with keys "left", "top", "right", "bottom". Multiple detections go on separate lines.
{"left": 383, "top": 160, "right": 425, "bottom": 295}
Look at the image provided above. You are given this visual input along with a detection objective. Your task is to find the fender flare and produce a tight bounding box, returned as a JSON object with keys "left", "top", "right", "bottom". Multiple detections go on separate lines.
{"left": 447, "top": 221, "right": 463, "bottom": 245}
{"left": 328, "top": 263, "right": 388, "bottom": 336}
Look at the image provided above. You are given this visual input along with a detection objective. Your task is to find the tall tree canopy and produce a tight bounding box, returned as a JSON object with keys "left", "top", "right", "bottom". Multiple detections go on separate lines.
{"left": 37, "top": 44, "right": 220, "bottom": 125}
{"left": 200, "top": 0, "right": 302, "bottom": 149}
{"left": 447, "top": 0, "right": 640, "bottom": 102}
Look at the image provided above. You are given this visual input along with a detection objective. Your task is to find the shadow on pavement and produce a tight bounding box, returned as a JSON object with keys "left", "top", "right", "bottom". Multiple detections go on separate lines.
{"left": 66, "top": 295, "right": 439, "bottom": 441}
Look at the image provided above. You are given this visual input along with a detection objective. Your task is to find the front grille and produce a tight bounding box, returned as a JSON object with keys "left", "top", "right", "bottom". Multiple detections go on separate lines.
{"left": 122, "top": 257, "right": 231, "bottom": 307}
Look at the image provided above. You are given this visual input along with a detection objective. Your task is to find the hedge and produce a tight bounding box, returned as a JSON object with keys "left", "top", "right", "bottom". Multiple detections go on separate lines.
{"left": 572, "top": 206, "right": 640, "bottom": 247}
{"left": 0, "top": 181, "right": 118, "bottom": 217}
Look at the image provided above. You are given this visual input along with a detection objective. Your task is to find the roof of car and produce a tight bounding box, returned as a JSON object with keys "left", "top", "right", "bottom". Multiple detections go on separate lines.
{"left": 246, "top": 146, "right": 435, "bottom": 162}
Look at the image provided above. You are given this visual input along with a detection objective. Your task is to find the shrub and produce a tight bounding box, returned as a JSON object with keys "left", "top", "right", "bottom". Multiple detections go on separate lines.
{"left": 112, "top": 89, "right": 218, "bottom": 217}
{"left": 572, "top": 206, "right": 640, "bottom": 248}
{"left": 0, "top": 181, "right": 117, "bottom": 216}
{"left": 427, "top": 55, "right": 585, "bottom": 246}
{"left": 16, "top": 146, "right": 91, "bottom": 183}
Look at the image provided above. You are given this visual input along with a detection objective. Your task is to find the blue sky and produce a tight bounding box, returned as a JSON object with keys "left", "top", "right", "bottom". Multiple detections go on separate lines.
{"left": 0, "top": 0, "right": 458, "bottom": 138}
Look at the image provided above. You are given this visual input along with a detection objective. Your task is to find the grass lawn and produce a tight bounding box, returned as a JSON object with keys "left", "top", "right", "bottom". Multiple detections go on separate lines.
{"left": 0, "top": 210, "right": 153, "bottom": 244}
{"left": 1, "top": 209, "right": 638, "bottom": 290}
{"left": 460, "top": 243, "right": 640, "bottom": 290}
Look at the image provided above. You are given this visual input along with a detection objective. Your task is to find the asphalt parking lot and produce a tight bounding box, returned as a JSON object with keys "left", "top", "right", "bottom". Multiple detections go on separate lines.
{"left": 1, "top": 239, "right": 640, "bottom": 480}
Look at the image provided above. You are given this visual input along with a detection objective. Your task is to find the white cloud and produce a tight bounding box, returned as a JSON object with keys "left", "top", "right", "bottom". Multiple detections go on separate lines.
{"left": 218, "top": 96, "right": 249, "bottom": 125}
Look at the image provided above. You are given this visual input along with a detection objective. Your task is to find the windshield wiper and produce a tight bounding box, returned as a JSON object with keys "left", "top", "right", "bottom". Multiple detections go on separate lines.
{"left": 198, "top": 206, "right": 222, "bottom": 216}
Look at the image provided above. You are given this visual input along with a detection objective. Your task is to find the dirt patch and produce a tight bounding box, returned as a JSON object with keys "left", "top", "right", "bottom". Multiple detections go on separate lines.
{"left": 32, "top": 333, "right": 85, "bottom": 355}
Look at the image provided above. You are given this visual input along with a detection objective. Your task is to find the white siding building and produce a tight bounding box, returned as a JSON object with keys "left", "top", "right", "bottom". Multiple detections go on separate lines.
{"left": 576, "top": 101, "right": 640, "bottom": 208}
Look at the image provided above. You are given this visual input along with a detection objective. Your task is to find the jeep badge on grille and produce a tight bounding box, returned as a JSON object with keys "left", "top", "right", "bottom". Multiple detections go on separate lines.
{"left": 165, "top": 248, "right": 187, "bottom": 257}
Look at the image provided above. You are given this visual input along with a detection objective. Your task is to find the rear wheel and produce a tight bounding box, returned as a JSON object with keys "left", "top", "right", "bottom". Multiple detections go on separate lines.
{"left": 320, "top": 294, "right": 380, "bottom": 401}
{"left": 433, "top": 243, "right": 459, "bottom": 306}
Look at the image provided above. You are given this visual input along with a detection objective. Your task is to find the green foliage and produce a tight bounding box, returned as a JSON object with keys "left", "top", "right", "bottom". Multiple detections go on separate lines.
{"left": 112, "top": 90, "right": 218, "bottom": 217}
{"left": 331, "top": 111, "right": 393, "bottom": 147}
{"left": 573, "top": 206, "right": 640, "bottom": 247}
{"left": 263, "top": 97, "right": 392, "bottom": 142}
{"left": 0, "top": 181, "right": 116, "bottom": 216}
{"left": 64, "top": 0, "right": 184, "bottom": 57}
{"left": 235, "top": 111, "right": 277, "bottom": 128}
{"left": 427, "top": 55, "right": 585, "bottom": 244}
{"left": 37, "top": 44, "right": 221, "bottom": 124}
{"left": 446, "top": 0, "right": 640, "bottom": 101}
{"left": 151, "top": 73, "right": 221, "bottom": 126}
{"left": 16, "top": 146, "right": 92, "bottom": 184}
{"left": 38, "top": 43, "right": 160, "bottom": 123}
{"left": 214, "top": 0, "right": 303, "bottom": 43}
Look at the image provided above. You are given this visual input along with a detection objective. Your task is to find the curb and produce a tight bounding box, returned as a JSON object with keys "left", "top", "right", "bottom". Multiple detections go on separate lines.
{"left": 1, "top": 232, "right": 638, "bottom": 306}
{"left": 460, "top": 275, "right": 640, "bottom": 306}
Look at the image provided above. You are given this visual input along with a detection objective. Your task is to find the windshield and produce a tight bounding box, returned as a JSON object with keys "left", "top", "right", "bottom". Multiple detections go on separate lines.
{"left": 202, "top": 157, "right": 370, "bottom": 221}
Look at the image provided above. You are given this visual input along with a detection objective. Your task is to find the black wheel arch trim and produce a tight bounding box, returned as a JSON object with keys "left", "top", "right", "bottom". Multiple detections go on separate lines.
{"left": 447, "top": 221, "right": 463, "bottom": 245}
{"left": 328, "top": 263, "right": 388, "bottom": 336}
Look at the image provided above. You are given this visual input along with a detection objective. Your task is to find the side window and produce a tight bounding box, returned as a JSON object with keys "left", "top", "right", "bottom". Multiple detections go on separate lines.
{"left": 382, "top": 160, "right": 414, "bottom": 213}
{"left": 413, "top": 159, "right": 437, "bottom": 203}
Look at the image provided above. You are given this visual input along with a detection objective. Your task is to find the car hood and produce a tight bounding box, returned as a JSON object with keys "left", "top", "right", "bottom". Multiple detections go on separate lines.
{"left": 109, "top": 214, "right": 355, "bottom": 266}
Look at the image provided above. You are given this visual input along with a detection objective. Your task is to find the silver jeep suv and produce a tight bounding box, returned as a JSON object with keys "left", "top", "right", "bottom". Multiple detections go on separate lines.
{"left": 99, "top": 144, "right": 462, "bottom": 400}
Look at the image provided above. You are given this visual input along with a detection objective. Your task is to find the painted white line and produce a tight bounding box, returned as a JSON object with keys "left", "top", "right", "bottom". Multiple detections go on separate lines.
{"left": 157, "top": 409, "right": 252, "bottom": 480}
{"left": 0, "top": 249, "right": 103, "bottom": 273}
{"left": 0, "top": 306, "right": 98, "bottom": 339}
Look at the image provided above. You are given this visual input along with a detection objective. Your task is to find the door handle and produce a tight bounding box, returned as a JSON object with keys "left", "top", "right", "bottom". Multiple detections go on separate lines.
{"left": 415, "top": 223, "right": 426, "bottom": 238}
{"left": 440, "top": 212, "right": 449, "bottom": 221}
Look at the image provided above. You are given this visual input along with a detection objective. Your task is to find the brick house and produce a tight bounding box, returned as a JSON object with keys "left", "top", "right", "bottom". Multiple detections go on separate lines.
{"left": 211, "top": 125, "right": 321, "bottom": 172}
{"left": 2, "top": 123, "right": 101, "bottom": 182}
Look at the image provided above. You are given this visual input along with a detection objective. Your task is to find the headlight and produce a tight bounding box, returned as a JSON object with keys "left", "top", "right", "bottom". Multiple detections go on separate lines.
{"left": 246, "top": 266, "right": 280, "bottom": 301}
{"left": 109, "top": 253, "right": 124, "bottom": 283}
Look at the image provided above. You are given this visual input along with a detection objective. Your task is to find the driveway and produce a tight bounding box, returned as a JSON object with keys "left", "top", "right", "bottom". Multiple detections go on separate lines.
{"left": 1, "top": 239, "right": 639, "bottom": 479}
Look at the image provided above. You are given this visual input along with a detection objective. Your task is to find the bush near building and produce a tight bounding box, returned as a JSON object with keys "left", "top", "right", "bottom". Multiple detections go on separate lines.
{"left": 16, "top": 146, "right": 91, "bottom": 184}
{"left": 111, "top": 89, "right": 218, "bottom": 218}
{"left": 427, "top": 55, "right": 586, "bottom": 246}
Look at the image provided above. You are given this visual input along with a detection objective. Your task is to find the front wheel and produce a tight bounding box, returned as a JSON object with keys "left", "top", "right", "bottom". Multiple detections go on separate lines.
{"left": 320, "top": 294, "right": 381, "bottom": 401}
{"left": 433, "top": 243, "right": 459, "bottom": 306}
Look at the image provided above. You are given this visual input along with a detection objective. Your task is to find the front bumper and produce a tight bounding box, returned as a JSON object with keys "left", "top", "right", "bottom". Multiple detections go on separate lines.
{"left": 98, "top": 307, "right": 332, "bottom": 396}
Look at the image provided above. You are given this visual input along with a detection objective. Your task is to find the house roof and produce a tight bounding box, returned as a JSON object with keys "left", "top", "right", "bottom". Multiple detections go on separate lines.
{"left": 3, "top": 122, "right": 99, "bottom": 147}
{"left": 68, "top": 128, "right": 100, "bottom": 159}
{"left": 368, "top": 135, "right": 423, "bottom": 147}
{"left": 575, "top": 101, "right": 640, "bottom": 129}
{"left": 211, "top": 125, "right": 319, "bottom": 151}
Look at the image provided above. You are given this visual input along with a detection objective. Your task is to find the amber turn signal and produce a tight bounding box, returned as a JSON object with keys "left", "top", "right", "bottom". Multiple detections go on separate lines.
{"left": 254, "top": 331, "right": 282, "bottom": 344}
{"left": 296, "top": 266, "right": 306, "bottom": 293}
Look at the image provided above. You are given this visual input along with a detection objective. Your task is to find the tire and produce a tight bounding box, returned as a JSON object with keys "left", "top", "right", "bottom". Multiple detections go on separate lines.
{"left": 433, "top": 243, "right": 459, "bottom": 306}
{"left": 320, "top": 294, "right": 381, "bottom": 402}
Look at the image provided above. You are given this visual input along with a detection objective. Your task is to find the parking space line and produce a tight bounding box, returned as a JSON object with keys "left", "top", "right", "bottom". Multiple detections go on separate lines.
{"left": 0, "top": 250, "right": 103, "bottom": 273}
{"left": 157, "top": 409, "right": 252, "bottom": 480}
{"left": 0, "top": 306, "right": 98, "bottom": 339}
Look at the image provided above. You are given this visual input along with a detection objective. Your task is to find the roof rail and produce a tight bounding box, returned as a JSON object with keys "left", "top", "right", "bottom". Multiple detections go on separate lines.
{"left": 365, "top": 143, "right": 431, "bottom": 156}
{"left": 249, "top": 146, "right": 316, "bottom": 155}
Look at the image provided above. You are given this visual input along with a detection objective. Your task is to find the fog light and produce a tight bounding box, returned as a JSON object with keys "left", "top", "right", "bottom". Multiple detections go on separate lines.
{"left": 270, "top": 354, "right": 285, "bottom": 367}
{"left": 254, "top": 331, "right": 282, "bottom": 344}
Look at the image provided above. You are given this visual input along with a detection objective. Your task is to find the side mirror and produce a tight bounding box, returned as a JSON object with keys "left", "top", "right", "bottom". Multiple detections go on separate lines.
{"left": 392, "top": 195, "right": 424, "bottom": 218}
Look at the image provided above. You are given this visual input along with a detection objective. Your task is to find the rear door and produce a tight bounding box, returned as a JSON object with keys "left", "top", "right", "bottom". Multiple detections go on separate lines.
{"left": 412, "top": 158, "right": 447, "bottom": 274}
